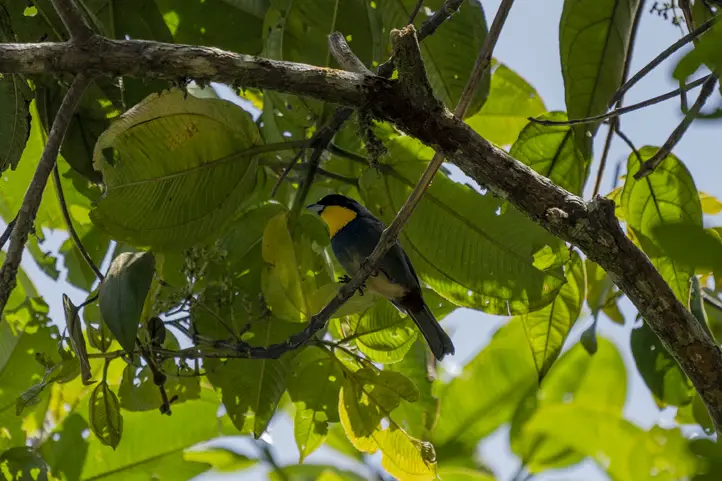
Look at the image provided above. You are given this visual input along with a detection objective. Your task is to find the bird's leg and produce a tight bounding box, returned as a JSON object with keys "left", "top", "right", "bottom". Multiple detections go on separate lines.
{"left": 338, "top": 275, "right": 367, "bottom": 296}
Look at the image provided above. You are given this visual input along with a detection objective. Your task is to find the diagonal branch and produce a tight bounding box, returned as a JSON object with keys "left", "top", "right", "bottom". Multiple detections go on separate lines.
{"left": 0, "top": 73, "right": 91, "bottom": 315}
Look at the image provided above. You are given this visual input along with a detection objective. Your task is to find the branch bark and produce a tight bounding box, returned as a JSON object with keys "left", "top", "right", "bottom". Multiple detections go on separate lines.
{"left": 1, "top": 30, "right": 722, "bottom": 435}
{"left": 0, "top": 73, "right": 91, "bottom": 315}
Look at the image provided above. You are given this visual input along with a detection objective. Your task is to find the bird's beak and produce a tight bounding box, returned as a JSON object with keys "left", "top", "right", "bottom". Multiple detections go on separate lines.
{"left": 306, "top": 203, "right": 324, "bottom": 215}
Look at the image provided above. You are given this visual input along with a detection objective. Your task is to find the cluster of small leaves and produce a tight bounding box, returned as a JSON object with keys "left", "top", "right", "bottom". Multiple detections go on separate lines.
{"left": 1, "top": 0, "right": 722, "bottom": 480}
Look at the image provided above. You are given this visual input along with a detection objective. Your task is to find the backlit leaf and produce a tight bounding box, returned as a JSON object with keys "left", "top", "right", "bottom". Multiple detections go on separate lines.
{"left": 585, "top": 259, "right": 624, "bottom": 324}
{"left": 520, "top": 251, "right": 586, "bottom": 379}
{"left": 560, "top": 0, "right": 641, "bottom": 154}
{"left": 360, "top": 160, "right": 566, "bottom": 315}
{"left": 0, "top": 447, "right": 49, "bottom": 481}
{"left": 183, "top": 446, "right": 255, "bottom": 472}
{"left": 62, "top": 294, "right": 93, "bottom": 385}
{"left": 622, "top": 148, "right": 703, "bottom": 302}
{"left": 286, "top": 346, "right": 344, "bottom": 461}
{"left": 433, "top": 318, "right": 537, "bottom": 449}
{"left": 378, "top": 0, "right": 489, "bottom": 117}
{"left": 467, "top": 62, "right": 546, "bottom": 146}
{"left": 89, "top": 381, "right": 123, "bottom": 449}
{"left": 91, "top": 89, "right": 259, "bottom": 250}
{"left": 509, "top": 112, "right": 585, "bottom": 195}
{"left": 631, "top": 321, "right": 694, "bottom": 407}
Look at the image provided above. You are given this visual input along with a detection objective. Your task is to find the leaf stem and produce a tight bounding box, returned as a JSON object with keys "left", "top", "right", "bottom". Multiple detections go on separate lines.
{"left": 52, "top": 164, "right": 105, "bottom": 281}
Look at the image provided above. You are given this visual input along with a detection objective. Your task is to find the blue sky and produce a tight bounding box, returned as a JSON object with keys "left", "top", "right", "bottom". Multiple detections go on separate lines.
{"left": 7, "top": 1, "right": 722, "bottom": 480}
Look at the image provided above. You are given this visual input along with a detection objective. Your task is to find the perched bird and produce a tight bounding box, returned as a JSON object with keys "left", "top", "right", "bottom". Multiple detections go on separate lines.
{"left": 307, "top": 194, "right": 455, "bottom": 360}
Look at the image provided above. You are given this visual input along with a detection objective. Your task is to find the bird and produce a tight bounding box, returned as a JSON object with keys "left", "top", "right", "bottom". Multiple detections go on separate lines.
{"left": 307, "top": 194, "right": 455, "bottom": 360}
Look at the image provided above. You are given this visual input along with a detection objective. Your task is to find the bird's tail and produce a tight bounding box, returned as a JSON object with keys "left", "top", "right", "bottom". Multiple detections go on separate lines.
{"left": 407, "top": 302, "right": 455, "bottom": 361}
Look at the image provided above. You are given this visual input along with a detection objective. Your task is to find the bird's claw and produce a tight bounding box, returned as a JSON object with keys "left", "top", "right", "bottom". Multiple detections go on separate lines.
{"left": 338, "top": 275, "right": 367, "bottom": 296}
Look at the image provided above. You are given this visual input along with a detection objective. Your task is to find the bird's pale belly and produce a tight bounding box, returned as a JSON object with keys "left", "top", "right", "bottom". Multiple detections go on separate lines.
{"left": 366, "top": 272, "right": 407, "bottom": 299}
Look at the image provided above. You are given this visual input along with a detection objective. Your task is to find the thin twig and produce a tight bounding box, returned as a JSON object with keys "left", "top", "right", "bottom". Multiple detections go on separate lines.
{"left": 270, "top": 148, "right": 304, "bottom": 197}
{"left": 608, "top": 14, "right": 717, "bottom": 107}
{"left": 50, "top": 0, "right": 94, "bottom": 43}
{"left": 614, "top": 125, "right": 642, "bottom": 161}
{"left": 592, "top": 0, "right": 645, "bottom": 197}
{"left": 407, "top": 0, "right": 425, "bottom": 25}
{"left": 0, "top": 216, "right": 16, "bottom": 250}
{"left": 634, "top": 75, "right": 718, "bottom": 179}
{"left": 329, "top": 32, "right": 374, "bottom": 75}
{"left": 530, "top": 74, "right": 711, "bottom": 127}
{"left": 0, "top": 73, "right": 91, "bottom": 319}
{"left": 52, "top": 164, "right": 104, "bottom": 281}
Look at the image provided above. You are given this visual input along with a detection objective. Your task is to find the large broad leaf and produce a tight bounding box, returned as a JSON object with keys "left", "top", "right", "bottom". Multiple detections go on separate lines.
{"left": 286, "top": 346, "right": 344, "bottom": 461}
{"left": 98, "top": 251, "right": 156, "bottom": 353}
{"left": 0, "top": 73, "right": 30, "bottom": 173}
{"left": 261, "top": 211, "right": 336, "bottom": 322}
{"left": 525, "top": 405, "right": 695, "bottom": 481}
{"left": 42, "top": 390, "right": 221, "bottom": 481}
{"left": 559, "top": 0, "right": 641, "bottom": 155}
{"left": 270, "top": 465, "right": 366, "bottom": 481}
{"left": 156, "top": 0, "right": 266, "bottom": 55}
{"left": 339, "top": 368, "right": 437, "bottom": 481}
{"left": 466, "top": 62, "right": 546, "bottom": 146}
{"left": 432, "top": 318, "right": 537, "bottom": 450}
{"left": 520, "top": 251, "right": 586, "bottom": 379}
{"left": 378, "top": 0, "right": 490, "bottom": 117}
{"left": 91, "top": 89, "right": 260, "bottom": 250}
{"left": 206, "top": 317, "right": 301, "bottom": 437}
{"left": 510, "top": 338, "right": 626, "bottom": 473}
{"left": 509, "top": 112, "right": 586, "bottom": 195}
{"left": 0, "top": 319, "right": 56, "bottom": 451}
{"left": 0, "top": 447, "right": 49, "bottom": 481}
{"left": 360, "top": 160, "right": 566, "bottom": 314}
{"left": 631, "top": 321, "right": 694, "bottom": 407}
{"left": 183, "top": 445, "right": 256, "bottom": 473}
{"left": 622, "top": 148, "right": 703, "bottom": 302}
{"left": 436, "top": 468, "right": 495, "bottom": 481}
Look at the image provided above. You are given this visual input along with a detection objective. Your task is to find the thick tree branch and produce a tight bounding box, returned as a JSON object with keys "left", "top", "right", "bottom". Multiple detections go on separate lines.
{"left": 2, "top": 25, "right": 722, "bottom": 435}
{"left": 0, "top": 74, "right": 91, "bottom": 315}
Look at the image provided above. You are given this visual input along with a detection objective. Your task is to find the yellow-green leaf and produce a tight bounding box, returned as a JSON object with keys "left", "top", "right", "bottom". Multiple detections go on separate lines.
{"left": 622, "top": 148, "right": 703, "bottom": 302}
{"left": 520, "top": 251, "right": 586, "bottom": 379}
{"left": 91, "top": 88, "right": 259, "bottom": 250}
{"left": 466, "top": 62, "right": 546, "bottom": 146}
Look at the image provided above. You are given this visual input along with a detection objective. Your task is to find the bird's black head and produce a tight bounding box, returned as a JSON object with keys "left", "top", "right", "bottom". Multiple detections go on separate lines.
{"left": 306, "top": 194, "right": 364, "bottom": 215}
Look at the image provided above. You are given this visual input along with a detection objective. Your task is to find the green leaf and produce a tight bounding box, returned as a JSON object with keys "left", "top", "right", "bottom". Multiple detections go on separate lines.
{"left": 38, "top": 412, "right": 88, "bottom": 481}
{"left": 83, "top": 295, "right": 113, "bottom": 353}
{"left": 157, "top": 0, "right": 266, "bottom": 55}
{"left": 89, "top": 381, "right": 123, "bottom": 449}
{"left": 631, "top": 320, "right": 694, "bottom": 407}
{"left": 0, "top": 447, "right": 49, "bottom": 481}
{"left": 700, "top": 191, "right": 722, "bottom": 215}
{"left": 510, "top": 338, "right": 626, "bottom": 473}
{"left": 652, "top": 221, "right": 722, "bottom": 274}
{"left": 98, "top": 251, "right": 155, "bottom": 353}
{"left": 339, "top": 368, "right": 436, "bottom": 480}
{"left": 0, "top": 73, "right": 30, "bottom": 173}
{"left": 691, "top": 438, "right": 722, "bottom": 481}
{"left": 466, "top": 62, "right": 546, "bottom": 146}
{"left": 206, "top": 317, "right": 301, "bottom": 437}
{"left": 62, "top": 294, "right": 93, "bottom": 385}
{"left": 432, "top": 318, "right": 537, "bottom": 449}
{"left": 360, "top": 160, "right": 566, "bottom": 315}
{"left": 378, "top": 0, "right": 489, "bottom": 117}
{"left": 270, "top": 465, "right": 366, "bottom": 481}
{"left": 560, "top": 0, "right": 641, "bottom": 155}
{"left": 520, "top": 250, "right": 586, "bottom": 379}
{"left": 91, "top": 89, "right": 260, "bottom": 250}
{"left": 261, "top": 211, "right": 334, "bottom": 322}
{"left": 436, "top": 468, "right": 496, "bottom": 481}
{"left": 286, "top": 346, "right": 344, "bottom": 461}
{"left": 525, "top": 405, "right": 696, "bottom": 481}
{"left": 387, "top": 339, "right": 439, "bottom": 439}
{"left": 585, "top": 259, "right": 624, "bottom": 324}
{"left": 119, "top": 362, "right": 200, "bottom": 412}
{"left": 509, "top": 112, "right": 586, "bottom": 195}
{"left": 622, "top": 148, "right": 703, "bottom": 302}
{"left": 343, "top": 298, "right": 418, "bottom": 364}
{"left": 673, "top": 18, "right": 722, "bottom": 82}
{"left": 0, "top": 317, "right": 56, "bottom": 451}
{"left": 183, "top": 446, "right": 255, "bottom": 472}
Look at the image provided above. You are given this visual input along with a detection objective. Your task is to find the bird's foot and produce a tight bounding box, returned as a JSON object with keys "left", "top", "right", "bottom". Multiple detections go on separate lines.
{"left": 338, "top": 275, "right": 367, "bottom": 296}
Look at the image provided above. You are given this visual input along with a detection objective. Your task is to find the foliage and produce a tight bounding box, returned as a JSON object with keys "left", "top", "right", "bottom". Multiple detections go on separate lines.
{"left": 1, "top": 0, "right": 721, "bottom": 480}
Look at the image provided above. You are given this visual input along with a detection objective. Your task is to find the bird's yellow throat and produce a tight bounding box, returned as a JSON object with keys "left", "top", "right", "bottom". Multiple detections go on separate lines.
{"left": 320, "top": 205, "right": 357, "bottom": 238}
